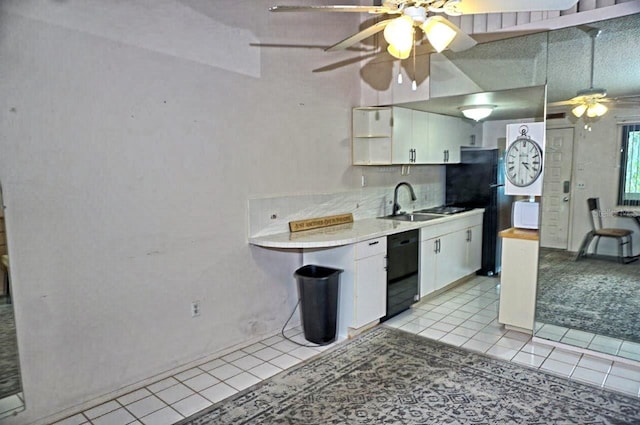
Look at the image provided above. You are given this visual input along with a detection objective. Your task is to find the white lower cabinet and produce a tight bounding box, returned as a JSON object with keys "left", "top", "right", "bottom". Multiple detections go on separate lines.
{"left": 353, "top": 238, "right": 387, "bottom": 328}
{"left": 420, "top": 215, "right": 483, "bottom": 298}
{"left": 498, "top": 228, "right": 539, "bottom": 332}
{"left": 465, "top": 225, "right": 483, "bottom": 275}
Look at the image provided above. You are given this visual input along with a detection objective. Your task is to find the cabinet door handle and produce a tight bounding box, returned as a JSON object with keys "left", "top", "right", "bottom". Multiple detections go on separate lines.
{"left": 466, "top": 229, "right": 471, "bottom": 242}
{"left": 434, "top": 240, "right": 438, "bottom": 253}
{"left": 368, "top": 241, "right": 379, "bottom": 246}
{"left": 446, "top": 150, "right": 449, "bottom": 162}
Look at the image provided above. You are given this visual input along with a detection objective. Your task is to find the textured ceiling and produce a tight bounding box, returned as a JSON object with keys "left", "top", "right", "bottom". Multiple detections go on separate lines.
{"left": 546, "top": 14, "right": 640, "bottom": 102}
{"left": 432, "top": 13, "right": 640, "bottom": 103}
{"left": 403, "top": 13, "right": 640, "bottom": 119}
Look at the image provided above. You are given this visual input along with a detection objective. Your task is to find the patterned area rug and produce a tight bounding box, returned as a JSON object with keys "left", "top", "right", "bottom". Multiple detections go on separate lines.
{"left": 179, "top": 327, "right": 640, "bottom": 424}
{"left": 0, "top": 302, "right": 21, "bottom": 400}
{"left": 536, "top": 248, "right": 640, "bottom": 341}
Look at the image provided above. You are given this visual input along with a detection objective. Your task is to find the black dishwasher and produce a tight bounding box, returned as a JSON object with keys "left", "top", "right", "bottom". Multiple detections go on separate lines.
{"left": 382, "top": 229, "right": 419, "bottom": 321}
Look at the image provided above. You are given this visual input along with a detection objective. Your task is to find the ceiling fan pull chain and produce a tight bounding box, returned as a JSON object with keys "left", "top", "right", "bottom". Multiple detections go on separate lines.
{"left": 411, "top": 37, "right": 417, "bottom": 91}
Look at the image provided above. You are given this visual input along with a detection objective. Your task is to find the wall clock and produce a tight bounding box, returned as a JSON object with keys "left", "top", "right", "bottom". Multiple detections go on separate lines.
{"left": 505, "top": 123, "right": 546, "bottom": 196}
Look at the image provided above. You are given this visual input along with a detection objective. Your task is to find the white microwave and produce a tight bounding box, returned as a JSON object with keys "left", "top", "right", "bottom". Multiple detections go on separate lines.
{"left": 512, "top": 200, "right": 539, "bottom": 229}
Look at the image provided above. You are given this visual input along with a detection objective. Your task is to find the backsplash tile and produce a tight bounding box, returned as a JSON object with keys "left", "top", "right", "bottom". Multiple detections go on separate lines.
{"left": 248, "top": 183, "right": 444, "bottom": 237}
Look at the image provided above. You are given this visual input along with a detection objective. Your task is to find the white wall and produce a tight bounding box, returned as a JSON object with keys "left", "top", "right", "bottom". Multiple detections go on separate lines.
{"left": 0, "top": 1, "right": 407, "bottom": 423}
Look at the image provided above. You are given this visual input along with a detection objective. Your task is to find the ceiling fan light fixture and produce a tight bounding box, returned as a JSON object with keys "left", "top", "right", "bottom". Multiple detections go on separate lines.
{"left": 387, "top": 44, "right": 412, "bottom": 59}
{"left": 421, "top": 18, "right": 457, "bottom": 53}
{"left": 571, "top": 103, "right": 587, "bottom": 118}
{"left": 383, "top": 15, "right": 414, "bottom": 59}
{"left": 586, "top": 102, "right": 608, "bottom": 118}
{"left": 459, "top": 105, "right": 495, "bottom": 121}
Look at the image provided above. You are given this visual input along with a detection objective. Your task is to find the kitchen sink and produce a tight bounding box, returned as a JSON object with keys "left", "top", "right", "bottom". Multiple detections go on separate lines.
{"left": 413, "top": 206, "right": 468, "bottom": 215}
{"left": 378, "top": 213, "right": 443, "bottom": 222}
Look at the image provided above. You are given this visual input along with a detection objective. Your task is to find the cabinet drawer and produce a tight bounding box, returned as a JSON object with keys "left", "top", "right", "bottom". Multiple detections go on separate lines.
{"left": 420, "top": 213, "right": 483, "bottom": 241}
{"left": 355, "top": 237, "right": 387, "bottom": 260}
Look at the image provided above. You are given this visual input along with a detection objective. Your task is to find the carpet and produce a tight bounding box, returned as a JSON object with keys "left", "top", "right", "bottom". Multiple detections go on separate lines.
{"left": 0, "top": 303, "right": 21, "bottom": 400}
{"left": 178, "top": 327, "right": 640, "bottom": 424}
{"left": 536, "top": 248, "right": 640, "bottom": 342}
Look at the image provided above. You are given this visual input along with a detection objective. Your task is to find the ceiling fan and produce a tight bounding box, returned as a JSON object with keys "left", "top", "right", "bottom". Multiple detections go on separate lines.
{"left": 270, "top": 0, "right": 580, "bottom": 59}
{"left": 550, "top": 26, "right": 640, "bottom": 120}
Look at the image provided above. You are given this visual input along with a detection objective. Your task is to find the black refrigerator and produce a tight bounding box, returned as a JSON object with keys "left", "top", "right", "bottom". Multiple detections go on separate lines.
{"left": 445, "top": 148, "right": 513, "bottom": 276}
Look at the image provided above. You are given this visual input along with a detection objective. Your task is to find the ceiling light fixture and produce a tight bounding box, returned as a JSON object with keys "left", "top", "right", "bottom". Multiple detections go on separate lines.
{"left": 384, "top": 8, "right": 458, "bottom": 60}
{"left": 383, "top": 15, "right": 414, "bottom": 59}
{"left": 421, "top": 17, "right": 457, "bottom": 53}
{"left": 460, "top": 105, "right": 495, "bottom": 121}
{"left": 570, "top": 89, "right": 608, "bottom": 118}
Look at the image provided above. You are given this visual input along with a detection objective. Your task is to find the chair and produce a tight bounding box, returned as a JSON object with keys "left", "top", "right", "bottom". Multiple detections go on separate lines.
{"left": 576, "top": 198, "right": 635, "bottom": 263}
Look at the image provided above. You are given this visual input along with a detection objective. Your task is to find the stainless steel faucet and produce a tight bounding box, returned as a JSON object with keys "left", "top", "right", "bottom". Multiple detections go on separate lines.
{"left": 393, "top": 182, "right": 417, "bottom": 216}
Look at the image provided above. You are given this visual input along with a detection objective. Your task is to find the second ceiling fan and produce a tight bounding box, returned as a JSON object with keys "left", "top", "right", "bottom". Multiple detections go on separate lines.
{"left": 270, "top": 0, "right": 580, "bottom": 58}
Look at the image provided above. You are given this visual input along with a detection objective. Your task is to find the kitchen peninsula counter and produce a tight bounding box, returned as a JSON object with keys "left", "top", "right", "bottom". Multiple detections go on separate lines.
{"left": 249, "top": 209, "right": 484, "bottom": 249}
{"left": 498, "top": 226, "right": 539, "bottom": 333}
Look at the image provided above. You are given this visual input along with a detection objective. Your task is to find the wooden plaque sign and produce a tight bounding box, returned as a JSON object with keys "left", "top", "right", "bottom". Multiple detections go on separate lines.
{"left": 289, "top": 213, "right": 354, "bottom": 233}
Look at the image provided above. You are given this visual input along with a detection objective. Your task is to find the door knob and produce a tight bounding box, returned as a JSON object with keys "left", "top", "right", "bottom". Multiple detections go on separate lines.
{"left": 563, "top": 196, "right": 570, "bottom": 202}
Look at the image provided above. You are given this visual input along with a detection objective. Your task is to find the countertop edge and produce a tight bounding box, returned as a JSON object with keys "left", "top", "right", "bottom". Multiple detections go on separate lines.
{"left": 249, "top": 209, "right": 485, "bottom": 249}
{"left": 499, "top": 227, "right": 539, "bottom": 241}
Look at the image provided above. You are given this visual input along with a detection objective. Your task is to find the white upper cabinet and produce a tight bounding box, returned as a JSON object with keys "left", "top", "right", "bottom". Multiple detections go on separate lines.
{"left": 352, "top": 106, "right": 475, "bottom": 165}
{"left": 352, "top": 107, "right": 393, "bottom": 165}
{"left": 427, "top": 113, "right": 475, "bottom": 163}
{"left": 390, "top": 106, "right": 415, "bottom": 164}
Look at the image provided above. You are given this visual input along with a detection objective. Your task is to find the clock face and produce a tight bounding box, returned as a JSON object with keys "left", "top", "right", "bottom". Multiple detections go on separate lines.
{"left": 505, "top": 137, "right": 543, "bottom": 187}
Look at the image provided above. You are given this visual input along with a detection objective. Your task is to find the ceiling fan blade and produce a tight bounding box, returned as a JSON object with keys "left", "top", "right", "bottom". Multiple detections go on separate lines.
{"left": 548, "top": 99, "right": 579, "bottom": 107}
{"left": 427, "top": 16, "right": 476, "bottom": 52}
{"left": 326, "top": 19, "right": 394, "bottom": 52}
{"left": 270, "top": 5, "right": 390, "bottom": 13}
{"left": 447, "top": 0, "right": 579, "bottom": 15}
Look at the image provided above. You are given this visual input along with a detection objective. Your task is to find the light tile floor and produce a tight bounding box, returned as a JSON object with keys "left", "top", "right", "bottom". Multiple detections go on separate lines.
{"left": 52, "top": 275, "right": 640, "bottom": 425}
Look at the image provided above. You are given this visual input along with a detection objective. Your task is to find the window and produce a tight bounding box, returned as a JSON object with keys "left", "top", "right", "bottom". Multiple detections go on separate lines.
{"left": 618, "top": 124, "right": 640, "bottom": 206}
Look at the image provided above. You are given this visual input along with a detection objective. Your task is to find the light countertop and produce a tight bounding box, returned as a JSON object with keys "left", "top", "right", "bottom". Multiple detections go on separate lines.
{"left": 249, "top": 209, "right": 484, "bottom": 249}
{"left": 499, "top": 227, "right": 539, "bottom": 241}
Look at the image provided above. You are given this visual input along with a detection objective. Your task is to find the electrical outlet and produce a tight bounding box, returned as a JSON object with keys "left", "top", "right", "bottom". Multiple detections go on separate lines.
{"left": 191, "top": 301, "right": 201, "bottom": 317}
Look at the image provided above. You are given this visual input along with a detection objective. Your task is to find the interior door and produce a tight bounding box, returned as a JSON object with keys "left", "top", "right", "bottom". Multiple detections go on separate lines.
{"left": 541, "top": 128, "right": 574, "bottom": 249}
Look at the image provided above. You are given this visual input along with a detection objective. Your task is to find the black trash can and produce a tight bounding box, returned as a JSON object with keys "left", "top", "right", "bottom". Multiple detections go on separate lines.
{"left": 294, "top": 264, "right": 342, "bottom": 345}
